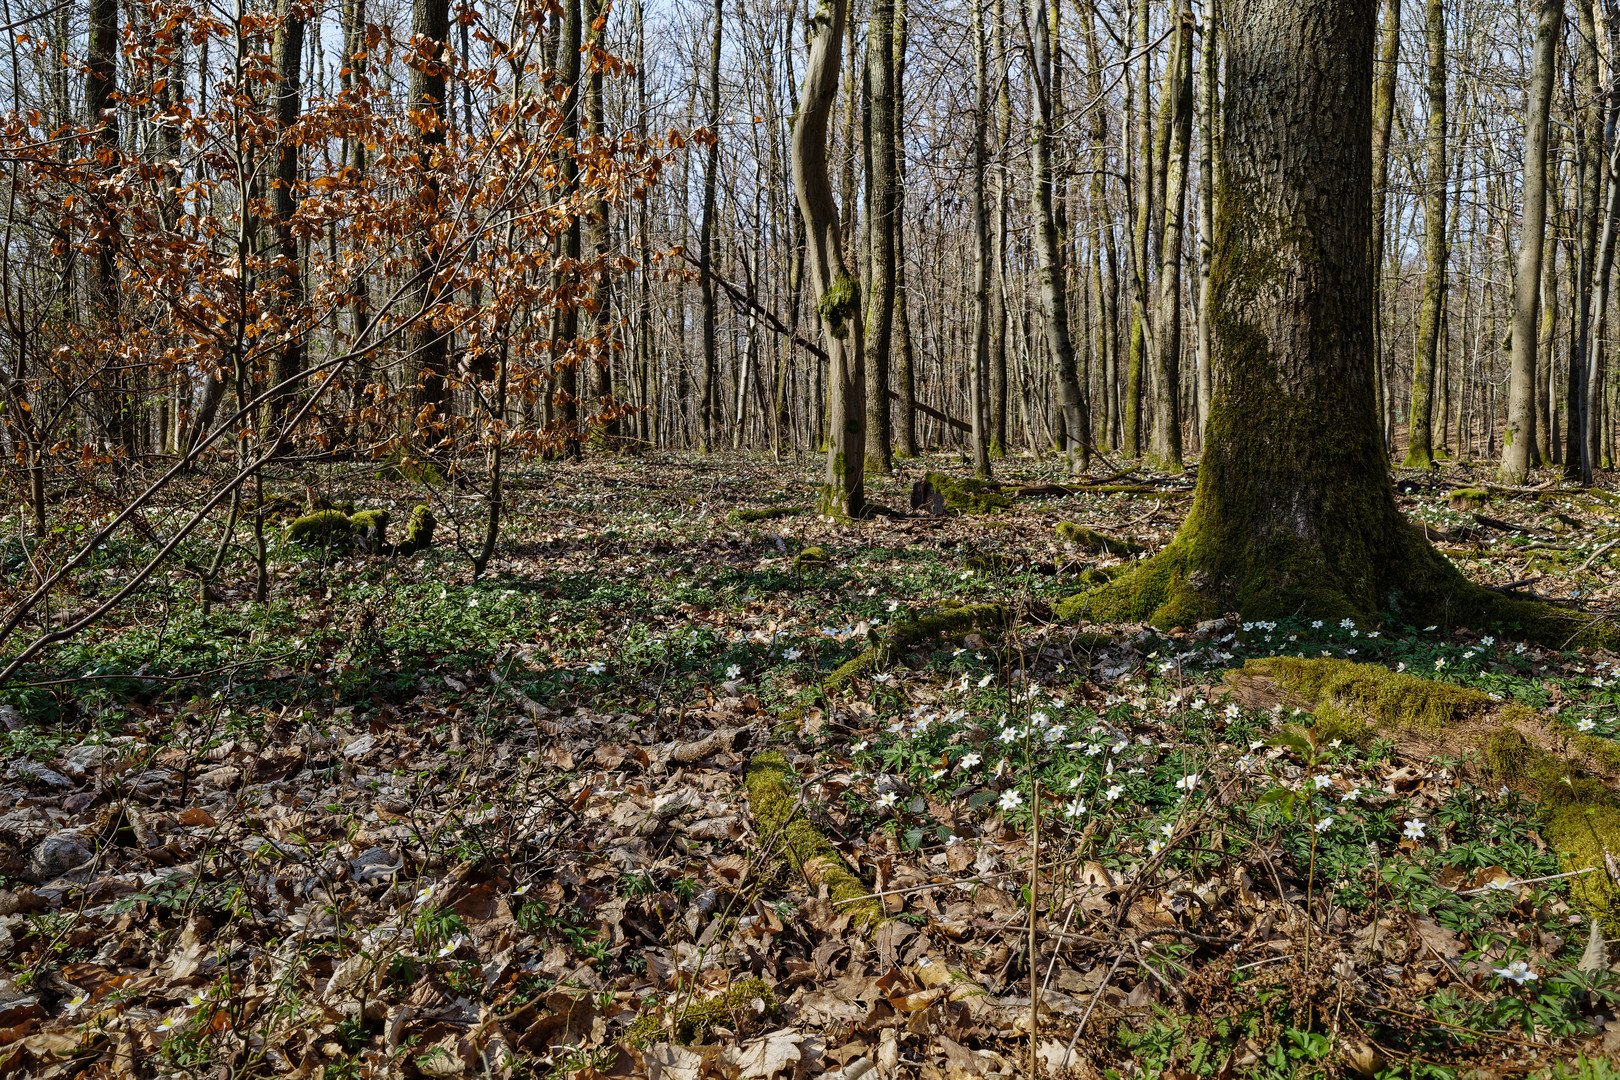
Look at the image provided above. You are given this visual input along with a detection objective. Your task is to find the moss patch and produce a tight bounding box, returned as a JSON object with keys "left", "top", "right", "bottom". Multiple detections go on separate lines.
{"left": 792, "top": 545, "right": 829, "bottom": 571}
{"left": 1448, "top": 487, "right": 1490, "bottom": 511}
{"left": 1240, "top": 656, "right": 1491, "bottom": 731}
{"left": 744, "top": 751, "right": 884, "bottom": 930}
{"left": 402, "top": 504, "right": 435, "bottom": 554}
{"left": 284, "top": 510, "right": 353, "bottom": 548}
{"left": 924, "top": 473, "right": 1012, "bottom": 515}
{"left": 1056, "top": 522, "right": 1145, "bottom": 556}
{"left": 730, "top": 505, "right": 809, "bottom": 524}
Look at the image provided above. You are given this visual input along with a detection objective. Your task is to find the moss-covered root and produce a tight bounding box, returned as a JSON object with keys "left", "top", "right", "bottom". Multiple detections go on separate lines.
{"left": 1056, "top": 521, "right": 1145, "bottom": 557}
{"left": 349, "top": 509, "right": 390, "bottom": 553}
{"left": 284, "top": 509, "right": 353, "bottom": 548}
{"left": 823, "top": 602, "right": 1011, "bottom": 690}
{"left": 1231, "top": 657, "right": 1620, "bottom": 925}
{"left": 744, "top": 751, "right": 884, "bottom": 930}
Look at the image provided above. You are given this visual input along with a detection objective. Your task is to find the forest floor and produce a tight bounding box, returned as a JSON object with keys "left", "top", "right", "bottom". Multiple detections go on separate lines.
{"left": 7, "top": 449, "right": 1620, "bottom": 1079}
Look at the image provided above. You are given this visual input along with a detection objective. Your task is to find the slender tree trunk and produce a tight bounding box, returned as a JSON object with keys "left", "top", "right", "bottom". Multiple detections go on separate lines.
{"left": 88, "top": 0, "right": 124, "bottom": 452}
{"left": 1402, "top": 0, "right": 1446, "bottom": 468}
{"left": 990, "top": 0, "right": 1011, "bottom": 454}
{"left": 698, "top": 0, "right": 723, "bottom": 451}
{"left": 268, "top": 0, "right": 305, "bottom": 430}
{"left": 408, "top": 0, "right": 452, "bottom": 439}
{"left": 1151, "top": 0, "right": 1192, "bottom": 470}
{"left": 1370, "top": 0, "right": 1400, "bottom": 455}
{"left": 1125, "top": 0, "right": 1152, "bottom": 457}
{"left": 969, "top": 0, "right": 994, "bottom": 477}
{"left": 1543, "top": 137, "right": 1564, "bottom": 465}
{"left": 1031, "top": 0, "right": 1088, "bottom": 473}
{"left": 863, "top": 0, "right": 895, "bottom": 472}
{"left": 1571, "top": 0, "right": 1601, "bottom": 478}
{"left": 893, "top": 0, "right": 917, "bottom": 457}
{"left": 796, "top": 0, "right": 866, "bottom": 516}
{"left": 585, "top": 0, "right": 615, "bottom": 444}
{"left": 1501, "top": 0, "right": 1563, "bottom": 483}
{"left": 1194, "top": 0, "right": 1216, "bottom": 445}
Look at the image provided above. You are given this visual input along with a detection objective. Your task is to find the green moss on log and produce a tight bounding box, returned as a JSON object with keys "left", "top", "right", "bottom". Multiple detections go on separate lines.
{"left": 792, "top": 545, "right": 829, "bottom": 571}
{"left": 400, "top": 504, "right": 435, "bottom": 555}
{"left": 818, "top": 273, "right": 861, "bottom": 340}
{"left": 284, "top": 509, "right": 353, "bottom": 548}
{"left": 730, "top": 505, "right": 809, "bottom": 524}
{"left": 925, "top": 473, "right": 1011, "bottom": 514}
{"left": 1056, "top": 522, "right": 1145, "bottom": 556}
{"left": 1448, "top": 487, "right": 1490, "bottom": 510}
{"left": 1241, "top": 656, "right": 1491, "bottom": 731}
{"left": 745, "top": 751, "right": 884, "bottom": 930}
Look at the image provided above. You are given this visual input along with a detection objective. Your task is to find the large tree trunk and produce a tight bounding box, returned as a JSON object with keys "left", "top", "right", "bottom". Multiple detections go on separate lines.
{"left": 1151, "top": 0, "right": 1193, "bottom": 471}
{"left": 1061, "top": 0, "right": 1608, "bottom": 649}
{"left": 864, "top": 0, "right": 895, "bottom": 473}
{"left": 796, "top": 0, "right": 866, "bottom": 517}
{"left": 698, "top": 0, "right": 722, "bottom": 452}
{"left": 1031, "top": 0, "right": 1088, "bottom": 473}
{"left": 1402, "top": 0, "right": 1446, "bottom": 469}
{"left": 1500, "top": 0, "right": 1563, "bottom": 484}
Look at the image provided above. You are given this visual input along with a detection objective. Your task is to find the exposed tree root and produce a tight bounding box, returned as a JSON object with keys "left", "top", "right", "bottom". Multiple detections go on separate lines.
{"left": 822, "top": 602, "right": 1012, "bottom": 690}
{"left": 1228, "top": 657, "right": 1620, "bottom": 925}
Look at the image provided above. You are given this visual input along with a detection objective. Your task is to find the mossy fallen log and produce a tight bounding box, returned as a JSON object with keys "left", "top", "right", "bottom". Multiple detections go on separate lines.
{"left": 744, "top": 750, "right": 884, "bottom": 930}
{"left": 923, "top": 473, "right": 1012, "bottom": 515}
{"left": 729, "top": 505, "right": 809, "bottom": 524}
{"left": 1230, "top": 657, "right": 1620, "bottom": 925}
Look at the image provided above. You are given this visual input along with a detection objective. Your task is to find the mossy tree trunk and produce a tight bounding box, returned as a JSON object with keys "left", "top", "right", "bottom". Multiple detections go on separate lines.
{"left": 1124, "top": 0, "right": 1151, "bottom": 459}
{"left": 796, "top": 0, "right": 866, "bottom": 517}
{"left": 1500, "top": 0, "right": 1562, "bottom": 485}
{"left": 1060, "top": 0, "right": 1612, "bottom": 648}
{"left": 892, "top": 0, "right": 918, "bottom": 458}
{"left": 1402, "top": 0, "right": 1446, "bottom": 470}
{"left": 1570, "top": 0, "right": 1601, "bottom": 481}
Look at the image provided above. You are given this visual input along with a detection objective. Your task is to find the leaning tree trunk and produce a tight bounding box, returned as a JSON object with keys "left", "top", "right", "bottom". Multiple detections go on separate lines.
{"left": 796, "top": 0, "right": 866, "bottom": 517}
{"left": 1403, "top": 0, "right": 1446, "bottom": 469}
{"left": 1500, "top": 0, "right": 1563, "bottom": 484}
{"left": 1059, "top": 0, "right": 1611, "bottom": 650}
{"left": 1031, "top": 0, "right": 1088, "bottom": 474}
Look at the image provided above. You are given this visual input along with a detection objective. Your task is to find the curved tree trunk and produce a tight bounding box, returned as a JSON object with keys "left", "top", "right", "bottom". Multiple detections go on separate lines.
{"left": 1060, "top": 0, "right": 1611, "bottom": 650}
{"left": 1500, "top": 0, "right": 1563, "bottom": 484}
{"left": 796, "top": 0, "right": 865, "bottom": 517}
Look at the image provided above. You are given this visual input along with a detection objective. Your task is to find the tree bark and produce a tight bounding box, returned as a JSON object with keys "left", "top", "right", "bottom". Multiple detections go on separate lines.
{"left": 1501, "top": 0, "right": 1563, "bottom": 484}
{"left": 1125, "top": 0, "right": 1152, "bottom": 457}
{"left": 796, "top": 0, "right": 866, "bottom": 517}
{"left": 268, "top": 0, "right": 306, "bottom": 429}
{"left": 1570, "top": 0, "right": 1601, "bottom": 479}
{"left": 1194, "top": 0, "right": 1216, "bottom": 445}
